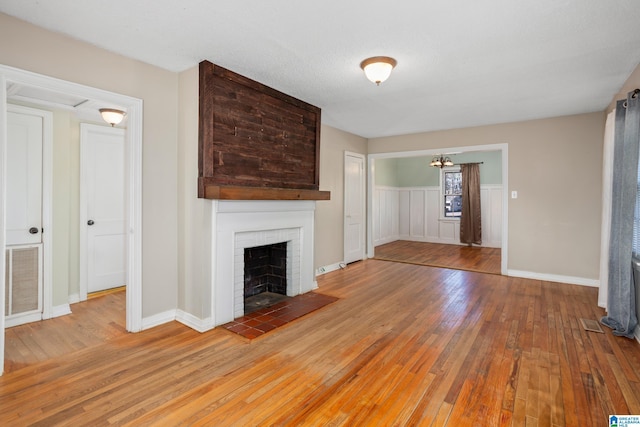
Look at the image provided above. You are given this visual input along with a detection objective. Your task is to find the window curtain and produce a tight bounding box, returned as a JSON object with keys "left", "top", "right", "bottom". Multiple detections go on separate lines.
{"left": 600, "top": 89, "right": 640, "bottom": 338}
{"left": 460, "top": 163, "right": 481, "bottom": 245}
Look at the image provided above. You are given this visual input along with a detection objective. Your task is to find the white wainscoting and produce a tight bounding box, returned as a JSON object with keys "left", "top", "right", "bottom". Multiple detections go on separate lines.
{"left": 373, "top": 185, "right": 502, "bottom": 248}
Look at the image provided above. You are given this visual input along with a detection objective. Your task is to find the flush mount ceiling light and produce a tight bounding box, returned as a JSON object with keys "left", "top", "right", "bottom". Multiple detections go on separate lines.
{"left": 360, "top": 56, "right": 397, "bottom": 85}
{"left": 429, "top": 155, "right": 454, "bottom": 168}
{"left": 99, "top": 108, "right": 126, "bottom": 127}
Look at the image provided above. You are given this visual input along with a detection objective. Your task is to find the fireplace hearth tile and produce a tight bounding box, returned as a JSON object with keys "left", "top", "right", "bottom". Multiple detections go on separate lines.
{"left": 221, "top": 291, "right": 338, "bottom": 340}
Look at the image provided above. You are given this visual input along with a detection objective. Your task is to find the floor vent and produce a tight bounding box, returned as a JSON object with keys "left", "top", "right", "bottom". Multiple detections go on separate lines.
{"left": 580, "top": 318, "right": 605, "bottom": 334}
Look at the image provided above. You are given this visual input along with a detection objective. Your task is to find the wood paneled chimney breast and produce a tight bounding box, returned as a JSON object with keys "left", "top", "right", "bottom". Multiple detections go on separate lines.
{"left": 198, "top": 60, "right": 330, "bottom": 201}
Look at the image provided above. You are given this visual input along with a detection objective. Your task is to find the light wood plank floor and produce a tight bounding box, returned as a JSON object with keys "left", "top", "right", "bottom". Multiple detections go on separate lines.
{"left": 375, "top": 240, "right": 502, "bottom": 275}
{"left": 2, "top": 260, "right": 639, "bottom": 426}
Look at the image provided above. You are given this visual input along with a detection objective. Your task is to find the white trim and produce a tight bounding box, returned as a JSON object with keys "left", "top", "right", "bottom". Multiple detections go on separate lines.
{"left": 141, "top": 309, "right": 177, "bottom": 331}
{"left": 598, "top": 110, "right": 616, "bottom": 309}
{"left": 0, "top": 64, "right": 144, "bottom": 376}
{"left": 68, "top": 293, "right": 80, "bottom": 305}
{"left": 368, "top": 143, "right": 509, "bottom": 275}
{"left": 0, "top": 75, "right": 6, "bottom": 374}
{"left": 42, "top": 108, "right": 53, "bottom": 320}
{"left": 439, "top": 165, "right": 462, "bottom": 220}
{"left": 51, "top": 304, "right": 72, "bottom": 318}
{"left": 500, "top": 144, "right": 509, "bottom": 275}
{"left": 315, "top": 261, "right": 346, "bottom": 276}
{"left": 5, "top": 312, "right": 42, "bottom": 328}
{"left": 176, "top": 310, "right": 215, "bottom": 333}
{"left": 507, "top": 269, "right": 599, "bottom": 288}
{"left": 125, "top": 100, "right": 143, "bottom": 333}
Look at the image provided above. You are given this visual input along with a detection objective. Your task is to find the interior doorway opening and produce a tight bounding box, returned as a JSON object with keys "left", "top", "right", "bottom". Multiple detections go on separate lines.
{"left": 367, "top": 144, "right": 508, "bottom": 276}
{"left": 0, "top": 65, "right": 143, "bottom": 376}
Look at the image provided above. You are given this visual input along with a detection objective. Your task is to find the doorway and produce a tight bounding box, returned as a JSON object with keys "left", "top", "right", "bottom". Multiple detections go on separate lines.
{"left": 367, "top": 143, "right": 509, "bottom": 275}
{"left": 0, "top": 65, "right": 143, "bottom": 375}
{"left": 80, "top": 124, "right": 127, "bottom": 299}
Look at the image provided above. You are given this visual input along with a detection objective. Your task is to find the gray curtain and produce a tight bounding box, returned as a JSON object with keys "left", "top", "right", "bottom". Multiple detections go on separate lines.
{"left": 460, "top": 163, "right": 481, "bottom": 245}
{"left": 601, "top": 90, "right": 640, "bottom": 338}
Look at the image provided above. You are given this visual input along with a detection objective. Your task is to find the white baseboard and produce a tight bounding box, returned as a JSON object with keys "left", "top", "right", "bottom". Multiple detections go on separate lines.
{"left": 175, "top": 309, "right": 216, "bottom": 333}
{"left": 374, "top": 236, "right": 398, "bottom": 247}
{"left": 141, "top": 309, "right": 177, "bottom": 331}
{"left": 5, "top": 312, "right": 42, "bottom": 328}
{"left": 507, "top": 269, "right": 599, "bottom": 288}
{"left": 51, "top": 304, "right": 72, "bottom": 318}
{"left": 316, "top": 261, "right": 346, "bottom": 276}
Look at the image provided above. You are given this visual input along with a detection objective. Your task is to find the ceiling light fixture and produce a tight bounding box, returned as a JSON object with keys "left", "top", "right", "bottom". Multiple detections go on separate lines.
{"left": 99, "top": 108, "right": 126, "bottom": 127}
{"left": 429, "top": 155, "right": 454, "bottom": 168}
{"left": 360, "top": 56, "right": 397, "bottom": 85}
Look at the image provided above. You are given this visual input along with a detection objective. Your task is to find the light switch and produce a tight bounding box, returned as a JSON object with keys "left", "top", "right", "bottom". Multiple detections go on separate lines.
{"left": 511, "top": 191, "right": 518, "bottom": 199}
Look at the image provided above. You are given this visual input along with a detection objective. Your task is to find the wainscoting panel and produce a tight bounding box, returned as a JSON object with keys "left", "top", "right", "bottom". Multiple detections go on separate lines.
{"left": 399, "top": 190, "right": 410, "bottom": 236}
{"left": 410, "top": 190, "right": 425, "bottom": 238}
{"left": 373, "top": 185, "right": 503, "bottom": 248}
{"left": 481, "top": 185, "right": 503, "bottom": 248}
{"left": 373, "top": 187, "right": 399, "bottom": 246}
{"left": 425, "top": 188, "right": 441, "bottom": 239}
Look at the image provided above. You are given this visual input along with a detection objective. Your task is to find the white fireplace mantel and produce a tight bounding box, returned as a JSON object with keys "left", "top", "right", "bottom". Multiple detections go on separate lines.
{"left": 211, "top": 200, "right": 318, "bottom": 326}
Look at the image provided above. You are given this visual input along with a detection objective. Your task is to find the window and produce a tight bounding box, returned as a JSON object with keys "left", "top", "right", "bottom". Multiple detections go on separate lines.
{"left": 443, "top": 170, "right": 462, "bottom": 218}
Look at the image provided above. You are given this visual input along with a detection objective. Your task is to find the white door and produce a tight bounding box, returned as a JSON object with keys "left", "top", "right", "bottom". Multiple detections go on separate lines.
{"left": 80, "top": 124, "right": 126, "bottom": 295}
{"left": 344, "top": 151, "right": 366, "bottom": 264}
{"left": 5, "top": 106, "right": 48, "bottom": 326}
{"left": 6, "top": 110, "right": 43, "bottom": 246}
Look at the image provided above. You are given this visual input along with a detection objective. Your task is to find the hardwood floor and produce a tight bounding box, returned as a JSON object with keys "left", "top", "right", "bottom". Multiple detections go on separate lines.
{"left": 375, "top": 240, "right": 502, "bottom": 275}
{"left": 2, "top": 260, "right": 639, "bottom": 426}
{"left": 4, "top": 291, "right": 127, "bottom": 372}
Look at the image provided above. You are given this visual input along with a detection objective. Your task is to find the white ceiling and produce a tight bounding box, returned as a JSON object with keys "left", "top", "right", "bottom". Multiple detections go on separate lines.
{"left": 2, "top": 1, "right": 640, "bottom": 138}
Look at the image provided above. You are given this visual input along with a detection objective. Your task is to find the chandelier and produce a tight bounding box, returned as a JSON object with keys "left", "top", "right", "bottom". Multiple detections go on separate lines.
{"left": 429, "top": 155, "right": 454, "bottom": 168}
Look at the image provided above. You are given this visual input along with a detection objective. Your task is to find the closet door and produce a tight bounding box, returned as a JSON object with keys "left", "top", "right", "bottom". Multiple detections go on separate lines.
{"left": 5, "top": 106, "right": 44, "bottom": 324}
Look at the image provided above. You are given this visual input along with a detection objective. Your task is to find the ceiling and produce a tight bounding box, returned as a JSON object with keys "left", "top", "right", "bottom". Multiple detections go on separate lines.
{"left": 1, "top": 1, "right": 640, "bottom": 138}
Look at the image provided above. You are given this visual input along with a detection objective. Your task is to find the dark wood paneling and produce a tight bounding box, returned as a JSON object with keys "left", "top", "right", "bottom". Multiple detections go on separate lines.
{"left": 201, "top": 183, "right": 330, "bottom": 201}
{"left": 198, "top": 61, "right": 328, "bottom": 200}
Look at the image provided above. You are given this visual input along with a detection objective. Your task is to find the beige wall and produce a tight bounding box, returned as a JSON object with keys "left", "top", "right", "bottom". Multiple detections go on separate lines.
{"left": 51, "top": 110, "right": 81, "bottom": 306}
{"left": 315, "top": 125, "right": 368, "bottom": 269}
{"left": 177, "top": 66, "right": 212, "bottom": 319}
{"left": 369, "top": 112, "right": 606, "bottom": 281}
{"left": 0, "top": 13, "right": 180, "bottom": 316}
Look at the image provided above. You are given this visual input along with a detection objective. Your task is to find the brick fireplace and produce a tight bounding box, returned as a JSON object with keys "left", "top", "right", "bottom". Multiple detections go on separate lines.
{"left": 244, "top": 242, "right": 288, "bottom": 299}
{"left": 211, "top": 200, "right": 317, "bottom": 325}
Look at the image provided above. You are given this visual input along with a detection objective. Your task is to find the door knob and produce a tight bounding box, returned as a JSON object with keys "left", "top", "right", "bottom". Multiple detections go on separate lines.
{"left": 29, "top": 227, "right": 39, "bottom": 234}
{"left": 87, "top": 220, "right": 95, "bottom": 226}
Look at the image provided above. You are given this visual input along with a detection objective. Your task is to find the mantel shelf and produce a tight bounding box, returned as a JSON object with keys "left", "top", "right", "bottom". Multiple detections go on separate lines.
{"left": 202, "top": 185, "right": 331, "bottom": 201}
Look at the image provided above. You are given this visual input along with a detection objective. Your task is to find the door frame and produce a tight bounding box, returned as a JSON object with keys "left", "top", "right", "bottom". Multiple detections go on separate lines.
{"left": 367, "top": 143, "right": 509, "bottom": 275}
{"left": 0, "top": 64, "right": 143, "bottom": 375}
{"left": 343, "top": 151, "right": 366, "bottom": 264}
{"left": 5, "top": 104, "right": 53, "bottom": 323}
